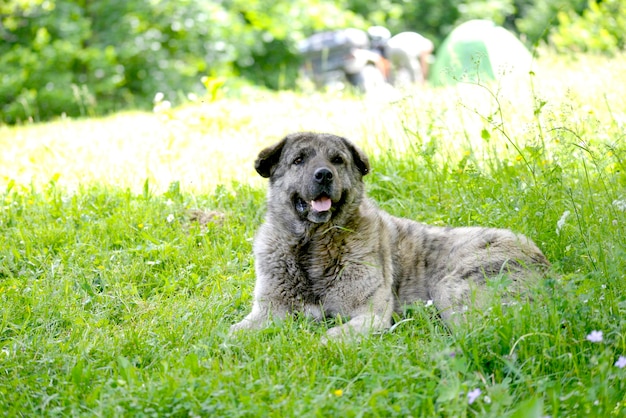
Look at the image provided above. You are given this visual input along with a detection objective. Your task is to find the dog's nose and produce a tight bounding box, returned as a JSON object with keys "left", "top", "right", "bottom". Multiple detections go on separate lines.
{"left": 314, "top": 167, "right": 333, "bottom": 184}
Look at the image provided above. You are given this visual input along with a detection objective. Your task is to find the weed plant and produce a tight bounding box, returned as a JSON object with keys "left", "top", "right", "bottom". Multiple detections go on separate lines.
{"left": 1, "top": 55, "right": 625, "bottom": 416}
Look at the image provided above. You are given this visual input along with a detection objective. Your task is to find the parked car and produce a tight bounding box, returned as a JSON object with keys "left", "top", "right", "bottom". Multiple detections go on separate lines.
{"left": 298, "top": 28, "right": 387, "bottom": 92}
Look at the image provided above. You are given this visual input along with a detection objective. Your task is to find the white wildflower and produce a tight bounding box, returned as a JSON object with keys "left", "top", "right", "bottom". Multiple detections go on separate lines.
{"left": 556, "top": 210, "right": 570, "bottom": 235}
{"left": 613, "top": 199, "right": 626, "bottom": 212}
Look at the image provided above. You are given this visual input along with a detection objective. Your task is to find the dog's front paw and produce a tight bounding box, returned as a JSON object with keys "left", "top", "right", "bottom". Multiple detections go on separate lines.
{"left": 323, "top": 324, "right": 362, "bottom": 344}
{"left": 325, "top": 325, "right": 348, "bottom": 340}
{"left": 229, "top": 312, "right": 270, "bottom": 334}
{"left": 229, "top": 319, "right": 255, "bottom": 334}
{"left": 323, "top": 314, "right": 390, "bottom": 343}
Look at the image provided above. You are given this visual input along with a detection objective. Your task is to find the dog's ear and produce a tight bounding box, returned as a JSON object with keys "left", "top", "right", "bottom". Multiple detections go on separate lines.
{"left": 255, "top": 137, "right": 287, "bottom": 178}
{"left": 341, "top": 137, "right": 370, "bottom": 176}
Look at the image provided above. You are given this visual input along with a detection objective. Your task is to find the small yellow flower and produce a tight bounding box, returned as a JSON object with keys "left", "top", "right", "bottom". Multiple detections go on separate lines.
{"left": 97, "top": 265, "right": 104, "bottom": 270}
{"left": 333, "top": 389, "right": 343, "bottom": 397}
{"left": 138, "top": 223, "right": 144, "bottom": 229}
{"left": 515, "top": 155, "right": 523, "bottom": 162}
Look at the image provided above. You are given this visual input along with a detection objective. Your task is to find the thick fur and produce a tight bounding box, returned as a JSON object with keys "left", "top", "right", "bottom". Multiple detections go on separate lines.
{"left": 231, "top": 132, "right": 549, "bottom": 339}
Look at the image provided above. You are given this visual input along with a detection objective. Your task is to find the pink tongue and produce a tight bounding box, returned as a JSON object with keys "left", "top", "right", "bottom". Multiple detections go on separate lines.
{"left": 311, "top": 196, "right": 331, "bottom": 212}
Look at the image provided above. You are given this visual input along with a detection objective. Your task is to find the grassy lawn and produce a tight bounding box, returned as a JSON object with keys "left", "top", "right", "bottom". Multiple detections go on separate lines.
{"left": 1, "top": 54, "right": 626, "bottom": 416}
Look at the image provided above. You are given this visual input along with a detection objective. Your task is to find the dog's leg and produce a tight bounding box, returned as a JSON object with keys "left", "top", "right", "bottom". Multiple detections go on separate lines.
{"left": 324, "top": 288, "right": 394, "bottom": 340}
{"left": 430, "top": 272, "right": 475, "bottom": 323}
{"left": 229, "top": 299, "right": 289, "bottom": 333}
{"left": 325, "top": 312, "right": 392, "bottom": 340}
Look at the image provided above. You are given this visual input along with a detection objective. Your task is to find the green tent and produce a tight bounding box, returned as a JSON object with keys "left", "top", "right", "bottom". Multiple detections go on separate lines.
{"left": 430, "top": 20, "right": 532, "bottom": 87}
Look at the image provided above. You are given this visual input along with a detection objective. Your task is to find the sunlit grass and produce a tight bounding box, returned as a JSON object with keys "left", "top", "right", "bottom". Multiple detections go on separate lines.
{"left": 1, "top": 53, "right": 626, "bottom": 416}
{"left": 2, "top": 54, "right": 624, "bottom": 194}
{"left": 1, "top": 92, "right": 390, "bottom": 193}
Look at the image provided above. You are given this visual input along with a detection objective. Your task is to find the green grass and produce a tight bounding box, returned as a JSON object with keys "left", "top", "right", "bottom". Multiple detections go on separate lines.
{"left": 1, "top": 54, "right": 626, "bottom": 416}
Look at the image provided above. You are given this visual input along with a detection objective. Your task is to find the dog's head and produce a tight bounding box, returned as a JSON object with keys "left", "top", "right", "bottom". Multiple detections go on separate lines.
{"left": 256, "top": 132, "right": 370, "bottom": 224}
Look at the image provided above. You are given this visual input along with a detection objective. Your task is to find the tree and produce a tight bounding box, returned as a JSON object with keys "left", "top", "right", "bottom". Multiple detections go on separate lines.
{"left": 0, "top": 0, "right": 362, "bottom": 123}
{"left": 514, "top": 0, "right": 587, "bottom": 45}
{"left": 550, "top": 0, "right": 626, "bottom": 53}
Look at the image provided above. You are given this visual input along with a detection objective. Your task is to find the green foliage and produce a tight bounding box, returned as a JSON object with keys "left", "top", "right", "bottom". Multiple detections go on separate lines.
{"left": 1, "top": 0, "right": 224, "bottom": 123}
{"left": 1, "top": 1, "right": 95, "bottom": 122}
{"left": 514, "top": 0, "right": 587, "bottom": 45}
{"left": 0, "top": 0, "right": 363, "bottom": 123}
{"left": 0, "top": 0, "right": 622, "bottom": 124}
{"left": 457, "top": 0, "right": 516, "bottom": 26}
{"left": 550, "top": 0, "right": 626, "bottom": 53}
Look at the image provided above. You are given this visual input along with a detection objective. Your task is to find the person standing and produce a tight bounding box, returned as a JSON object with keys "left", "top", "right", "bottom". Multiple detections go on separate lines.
{"left": 386, "top": 31, "right": 434, "bottom": 84}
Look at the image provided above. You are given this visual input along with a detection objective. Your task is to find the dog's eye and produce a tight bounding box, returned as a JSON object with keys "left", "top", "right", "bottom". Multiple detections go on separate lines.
{"left": 331, "top": 156, "right": 344, "bottom": 165}
{"left": 293, "top": 156, "right": 303, "bottom": 165}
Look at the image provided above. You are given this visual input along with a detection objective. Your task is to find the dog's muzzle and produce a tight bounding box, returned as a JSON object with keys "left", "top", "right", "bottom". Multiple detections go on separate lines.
{"left": 291, "top": 166, "right": 339, "bottom": 224}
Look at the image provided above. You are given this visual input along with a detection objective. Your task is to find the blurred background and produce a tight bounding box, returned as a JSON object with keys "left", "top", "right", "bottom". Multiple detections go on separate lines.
{"left": 1, "top": 0, "right": 623, "bottom": 124}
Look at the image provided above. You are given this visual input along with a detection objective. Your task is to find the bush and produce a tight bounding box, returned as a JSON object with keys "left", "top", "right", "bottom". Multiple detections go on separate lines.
{"left": 550, "top": 0, "right": 626, "bottom": 54}
{"left": 0, "top": 0, "right": 368, "bottom": 124}
{"left": 0, "top": 0, "right": 252, "bottom": 123}
{"left": 514, "top": 0, "right": 587, "bottom": 46}
{"left": 1, "top": 1, "right": 96, "bottom": 122}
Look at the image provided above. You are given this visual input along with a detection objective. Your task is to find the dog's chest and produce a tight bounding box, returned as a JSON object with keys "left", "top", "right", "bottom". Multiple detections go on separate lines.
{"left": 295, "top": 236, "right": 345, "bottom": 298}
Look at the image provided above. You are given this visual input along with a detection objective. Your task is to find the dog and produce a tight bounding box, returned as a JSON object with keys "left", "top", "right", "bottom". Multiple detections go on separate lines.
{"left": 230, "top": 132, "right": 549, "bottom": 339}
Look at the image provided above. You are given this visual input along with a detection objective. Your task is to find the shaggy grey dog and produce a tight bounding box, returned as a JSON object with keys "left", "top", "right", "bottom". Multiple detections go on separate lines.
{"left": 231, "top": 132, "right": 549, "bottom": 339}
